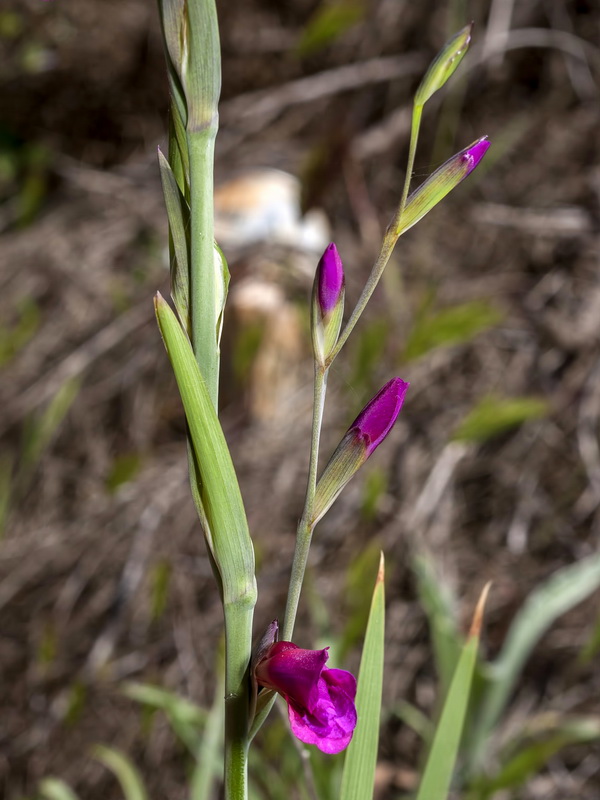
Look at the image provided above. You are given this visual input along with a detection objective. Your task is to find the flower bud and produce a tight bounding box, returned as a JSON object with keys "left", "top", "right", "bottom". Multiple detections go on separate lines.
{"left": 415, "top": 23, "right": 473, "bottom": 107}
{"left": 396, "top": 136, "right": 490, "bottom": 236}
{"left": 312, "top": 378, "right": 409, "bottom": 524}
{"left": 311, "top": 243, "right": 345, "bottom": 365}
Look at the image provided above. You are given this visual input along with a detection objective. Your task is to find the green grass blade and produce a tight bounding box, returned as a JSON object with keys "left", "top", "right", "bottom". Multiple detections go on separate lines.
{"left": 469, "top": 552, "right": 600, "bottom": 770}
{"left": 92, "top": 746, "right": 148, "bottom": 800}
{"left": 403, "top": 301, "right": 502, "bottom": 362}
{"left": 38, "top": 777, "right": 81, "bottom": 800}
{"left": 471, "top": 716, "right": 600, "bottom": 798}
{"left": 412, "top": 554, "right": 463, "bottom": 695}
{"left": 122, "top": 681, "right": 206, "bottom": 755}
{"left": 191, "top": 663, "right": 225, "bottom": 800}
{"left": 340, "top": 553, "right": 385, "bottom": 800}
{"left": 452, "top": 395, "right": 548, "bottom": 444}
{"left": 415, "top": 585, "right": 489, "bottom": 800}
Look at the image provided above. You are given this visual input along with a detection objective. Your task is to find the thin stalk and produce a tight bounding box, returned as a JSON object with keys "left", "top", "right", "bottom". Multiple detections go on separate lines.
{"left": 187, "top": 127, "right": 219, "bottom": 408}
{"left": 392, "top": 103, "right": 423, "bottom": 232}
{"left": 326, "top": 103, "right": 423, "bottom": 368}
{"left": 283, "top": 365, "right": 328, "bottom": 640}
{"left": 249, "top": 365, "right": 328, "bottom": 742}
{"left": 325, "top": 233, "right": 397, "bottom": 367}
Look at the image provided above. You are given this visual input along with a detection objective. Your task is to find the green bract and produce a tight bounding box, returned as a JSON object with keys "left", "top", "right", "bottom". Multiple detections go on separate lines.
{"left": 414, "top": 23, "right": 472, "bottom": 107}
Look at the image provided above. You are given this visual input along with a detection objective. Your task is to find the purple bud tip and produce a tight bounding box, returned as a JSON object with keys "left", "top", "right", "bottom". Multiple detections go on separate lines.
{"left": 317, "top": 243, "right": 345, "bottom": 314}
{"left": 351, "top": 378, "right": 410, "bottom": 456}
{"left": 461, "top": 136, "right": 490, "bottom": 175}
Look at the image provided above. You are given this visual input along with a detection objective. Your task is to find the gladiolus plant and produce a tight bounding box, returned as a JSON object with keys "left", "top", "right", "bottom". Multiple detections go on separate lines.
{"left": 153, "top": 3, "right": 490, "bottom": 798}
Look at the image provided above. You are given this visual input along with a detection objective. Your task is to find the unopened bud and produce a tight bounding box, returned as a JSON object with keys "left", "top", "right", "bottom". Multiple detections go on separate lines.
{"left": 415, "top": 23, "right": 473, "bottom": 107}
{"left": 312, "top": 378, "right": 409, "bottom": 524}
{"left": 311, "top": 243, "right": 345, "bottom": 365}
{"left": 396, "top": 136, "right": 490, "bottom": 236}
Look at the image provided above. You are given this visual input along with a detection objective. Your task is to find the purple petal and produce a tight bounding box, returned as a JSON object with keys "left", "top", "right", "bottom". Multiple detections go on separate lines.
{"left": 287, "top": 669, "right": 357, "bottom": 754}
{"left": 317, "top": 243, "right": 344, "bottom": 314}
{"left": 255, "top": 642, "right": 328, "bottom": 713}
{"left": 351, "top": 378, "right": 410, "bottom": 456}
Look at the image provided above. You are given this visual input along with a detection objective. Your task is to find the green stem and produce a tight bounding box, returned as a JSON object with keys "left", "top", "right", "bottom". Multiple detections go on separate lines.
{"left": 224, "top": 601, "right": 254, "bottom": 800}
{"left": 326, "top": 103, "right": 423, "bottom": 368}
{"left": 392, "top": 103, "right": 423, "bottom": 232}
{"left": 283, "top": 365, "right": 328, "bottom": 641}
{"left": 187, "top": 127, "right": 219, "bottom": 408}
{"left": 249, "top": 365, "right": 328, "bottom": 742}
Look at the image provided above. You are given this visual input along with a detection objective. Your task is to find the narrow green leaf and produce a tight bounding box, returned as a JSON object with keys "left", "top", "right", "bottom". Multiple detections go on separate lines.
{"left": 340, "top": 553, "right": 385, "bottom": 800}
{"left": 155, "top": 293, "right": 256, "bottom": 610}
{"left": 469, "top": 553, "right": 600, "bottom": 770}
{"left": 391, "top": 698, "right": 433, "bottom": 744}
{"left": 22, "top": 377, "right": 80, "bottom": 473}
{"left": 92, "top": 746, "right": 148, "bottom": 800}
{"left": 158, "top": 148, "right": 190, "bottom": 333}
{"left": 472, "top": 716, "right": 600, "bottom": 797}
{"left": 414, "top": 24, "right": 472, "bottom": 107}
{"left": 297, "top": 1, "right": 364, "bottom": 56}
{"left": 415, "top": 585, "right": 489, "bottom": 800}
{"left": 191, "top": 657, "right": 225, "bottom": 800}
{"left": 122, "top": 681, "right": 206, "bottom": 754}
{"left": 38, "top": 777, "right": 81, "bottom": 800}
{"left": 452, "top": 395, "right": 548, "bottom": 444}
{"left": 413, "top": 554, "right": 463, "bottom": 695}
{"left": 403, "top": 301, "right": 502, "bottom": 362}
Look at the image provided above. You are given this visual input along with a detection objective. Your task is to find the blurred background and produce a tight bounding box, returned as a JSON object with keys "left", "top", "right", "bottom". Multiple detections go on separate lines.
{"left": 1, "top": 0, "right": 599, "bottom": 798}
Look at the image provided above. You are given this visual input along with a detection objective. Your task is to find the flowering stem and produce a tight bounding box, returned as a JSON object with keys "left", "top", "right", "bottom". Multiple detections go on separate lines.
{"left": 393, "top": 103, "right": 423, "bottom": 232}
{"left": 283, "top": 364, "right": 328, "bottom": 640}
{"left": 187, "top": 127, "right": 219, "bottom": 407}
{"left": 325, "top": 103, "right": 423, "bottom": 368}
{"left": 325, "top": 233, "right": 398, "bottom": 367}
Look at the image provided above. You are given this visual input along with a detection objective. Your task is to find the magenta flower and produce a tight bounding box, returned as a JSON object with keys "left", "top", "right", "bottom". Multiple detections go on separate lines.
{"left": 255, "top": 641, "right": 357, "bottom": 754}
{"left": 312, "top": 377, "right": 409, "bottom": 524}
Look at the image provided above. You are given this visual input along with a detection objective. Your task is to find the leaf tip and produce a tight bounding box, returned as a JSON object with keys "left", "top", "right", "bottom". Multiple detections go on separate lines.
{"left": 377, "top": 551, "right": 385, "bottom": 584}
{"left": 469, "top": 581, "right": 492, "bottom": 639}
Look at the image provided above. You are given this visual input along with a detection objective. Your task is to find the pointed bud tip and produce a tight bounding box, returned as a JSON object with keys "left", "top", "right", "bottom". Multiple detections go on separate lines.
{"left": 462, "top": 137, "right": 490, "bottom": 175}
{"left": 353, "top": 377, "right": 410, "bottom": 456}
{"left": 317, "top": 242, "right": 345, "bottom": 314}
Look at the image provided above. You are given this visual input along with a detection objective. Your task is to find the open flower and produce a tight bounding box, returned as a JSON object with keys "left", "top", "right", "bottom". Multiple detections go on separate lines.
{"left": 255, "top": 641, "right": 357, "bottom": 754}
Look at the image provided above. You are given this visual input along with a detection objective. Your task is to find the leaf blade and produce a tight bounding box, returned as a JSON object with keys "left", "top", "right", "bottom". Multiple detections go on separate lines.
{"left": 340, "top": 553, "right": 385, "bottom": 800}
